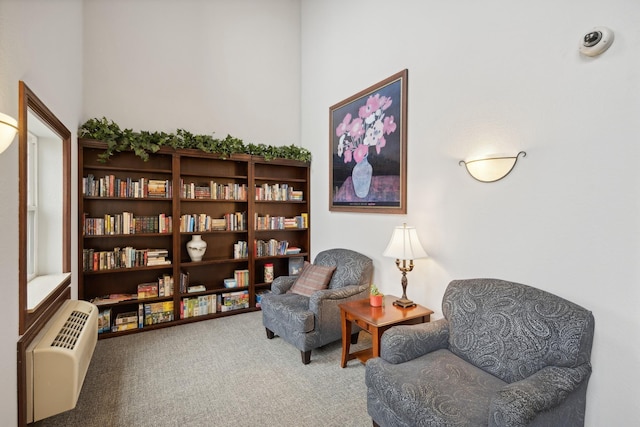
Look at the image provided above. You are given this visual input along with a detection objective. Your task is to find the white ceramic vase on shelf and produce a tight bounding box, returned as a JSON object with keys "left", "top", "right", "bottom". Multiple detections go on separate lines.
{"left": 186, "top": 234, "right": 207, "bottom": 262}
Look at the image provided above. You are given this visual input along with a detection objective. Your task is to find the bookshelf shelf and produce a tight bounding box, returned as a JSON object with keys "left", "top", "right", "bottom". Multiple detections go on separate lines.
{"left": 180, "top": 258, "right": 248, "bottom": 266}
{"left": 82, "top": 233, "right": 173, "bottom": 238}
{"left": 85, "top": 165, "right": 173, "bottom": 174}
{"left": 78, "top": 138, "right": 310, "bottom": 337}
{"left": 82, "top": 265, "right": 174, "bottom": 275}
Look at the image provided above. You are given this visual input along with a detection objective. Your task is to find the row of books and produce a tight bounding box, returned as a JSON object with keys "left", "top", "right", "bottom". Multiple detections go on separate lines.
{"left": 82, "top": 247, "right": 170, "bottom": 271}
{"left": 254, "top": 239, "right": 300, "bottom": 257}
{"left": 180, "top": 211, "right": 247, "bottom": 232}
{"left": 220, "top": 290, "right": 249, "bottom": 312}
{"left": 83, "top": 174, "right": 172, "bottom": 198}
{"left": 180, "top": 294, "right": 217, "bottom": 318}
{"left": 254, "top": 183, "right": 303, "bottom": 201}
{"left": 98, "top": 291, "right": 251, "bottom": 331}
{"left": 181, "top": 290, "right": 250, "bottom": 317}
{"left": 98, "top": 301, "right": 174, "bottom": 333}
{"left": 143, "top": 301, "right": 175, "bottom": 326}
{"left": 89, "top": 262, "right": 258, "bottom": 308}
{"left": 180, "top": 180, "right": 248, "bottom": 200}
{"left": 254, "top": 213, "right": 308, "bottom": 230}
{"left": 234, "top": 269, "right": 250, "bottom": 287}
{"left": 138, "top": 274, "right": 174, "bottom": 298}
{"left": 83, "top": 212, "right": 172, "bottom": 235}
{"left": 233, "top": 241, "right": 248, "bottom": 259}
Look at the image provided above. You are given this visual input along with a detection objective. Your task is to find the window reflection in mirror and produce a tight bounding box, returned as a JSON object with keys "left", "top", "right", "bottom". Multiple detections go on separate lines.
{"left": 19, "top": 81, "right": 71, "bottom": 334}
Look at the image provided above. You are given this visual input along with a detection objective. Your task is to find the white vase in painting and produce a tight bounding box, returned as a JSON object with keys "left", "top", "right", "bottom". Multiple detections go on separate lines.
{"left": 351, "top": 155, "right": 373, "bottom": 198}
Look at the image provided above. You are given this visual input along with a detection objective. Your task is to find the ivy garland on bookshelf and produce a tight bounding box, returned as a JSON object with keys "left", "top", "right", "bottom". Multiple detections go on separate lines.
{"left": 79, "top": 117, "right": 312, "bottom": 163}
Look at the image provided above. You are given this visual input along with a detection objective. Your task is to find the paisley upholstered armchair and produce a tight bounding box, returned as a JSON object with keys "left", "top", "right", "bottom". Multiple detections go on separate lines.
{"left": 261, "top": 248, "right": 373, "bottom": 364}
{"left": 366, "top": 278, "right": 595, "bottom": 426}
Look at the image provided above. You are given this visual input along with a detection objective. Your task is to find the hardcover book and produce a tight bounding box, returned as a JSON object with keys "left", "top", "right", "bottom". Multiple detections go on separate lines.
{"left": 288, "top": 256, "right": 304, "bottom": 276}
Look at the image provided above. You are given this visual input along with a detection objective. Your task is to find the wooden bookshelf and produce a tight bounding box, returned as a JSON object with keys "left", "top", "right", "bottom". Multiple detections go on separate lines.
{"left": 78, "top": 138, "right": 310, "bottom": 337}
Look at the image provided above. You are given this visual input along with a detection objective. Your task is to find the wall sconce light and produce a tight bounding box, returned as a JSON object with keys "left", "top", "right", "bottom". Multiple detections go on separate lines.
{"left": 0, "top": 112, "right": 19, "bottom": 154}
{"left": 459, "top": 151, "right": 526, "bottom": 183}
{"left": 383, "top": 223, "right": 428, "bottom": 308}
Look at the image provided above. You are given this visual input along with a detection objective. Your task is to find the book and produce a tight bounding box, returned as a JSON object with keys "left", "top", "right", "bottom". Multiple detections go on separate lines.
{"left": 179, "top": 271, "right": 190, "bottom": 294}
{"left": 91, "top": 294, "right": 137, "bottom": 306}
{"left": 98, "top": 309, "right": 111, "bottom": 333}
{"left": 146, "top": 259, "right": 172, "bottom": 266}
{"left": 187, "top": 284, "right": 206, "bottom": 293}
{"left": 288, "top": 256, "right": 305, "bottom": 276}
{"left": 112, "top": 322, "right": 138, "bottom": 332}
{"left": 255, "top": 290, "right": 271, "bottom": 308}
{"left": 137, "top": 282, "right": 159, "bottom": 299}
{"left": 143, "top": 301, "right": 174, "bottom": 325}
{"left": 115, "top": 311, "right": 138, "bottom": 325}
{"left": 219, "top": 290, "right": 249, "bottom": 312}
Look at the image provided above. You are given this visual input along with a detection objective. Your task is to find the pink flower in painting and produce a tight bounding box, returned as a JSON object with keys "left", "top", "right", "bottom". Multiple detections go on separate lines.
{"left": 383, "top": 116, "right": 396, "bottom": 135}
{"left": 359, "top": 95, "right": 381, "bottom": 121}
{"left": 335, "top": 91, "right": 397, "bottom": 164}
{"left": 353, "top": 144, "right": 369, "bottom": 163}
{"left": 336, "top": 113, "right": 352, "bottom": 137}
{"left": 343, "top": 147, "right": 353, "bottom": 163}
{"left": 348, "top": 117, "right": 365, "bottom": 140}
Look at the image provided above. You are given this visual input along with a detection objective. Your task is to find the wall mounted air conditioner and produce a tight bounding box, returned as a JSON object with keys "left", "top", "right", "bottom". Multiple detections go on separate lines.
{"left": 26, "top": 299, "right": 98, "bottom": 423}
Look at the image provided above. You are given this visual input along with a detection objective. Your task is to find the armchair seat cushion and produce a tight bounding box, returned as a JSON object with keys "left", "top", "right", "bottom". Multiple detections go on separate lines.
{"left": 262, "top": 293, "right": 314, "bottom": 333}
{"left": 366, "top": 349, "right": 507, "bottom": 427}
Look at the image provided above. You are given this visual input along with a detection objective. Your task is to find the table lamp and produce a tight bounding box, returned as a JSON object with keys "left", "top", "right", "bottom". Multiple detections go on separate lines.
{"left": 383, "top": 223, "right": 428, "bottom": 308}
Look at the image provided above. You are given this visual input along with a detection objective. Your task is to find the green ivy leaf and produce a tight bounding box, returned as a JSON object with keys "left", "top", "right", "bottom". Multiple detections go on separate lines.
{"left": 79, "top": 118, "right": 312, "bottom": 163}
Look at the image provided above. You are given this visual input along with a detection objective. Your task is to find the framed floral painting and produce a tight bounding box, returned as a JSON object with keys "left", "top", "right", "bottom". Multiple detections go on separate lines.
{"left": 329, "top": 69, "right": 407, "bottom": 213}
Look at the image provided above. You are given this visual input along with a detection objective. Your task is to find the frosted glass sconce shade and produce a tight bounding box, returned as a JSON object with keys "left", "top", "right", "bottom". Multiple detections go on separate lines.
{"left": 0, "top": 112, "right": 19, "bottom": 154}
{"left": 459, "top": 151, "right": 526, "bottom": 183}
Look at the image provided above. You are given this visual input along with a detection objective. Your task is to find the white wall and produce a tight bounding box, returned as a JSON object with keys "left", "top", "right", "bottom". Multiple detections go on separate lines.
{"left": 0, "top": 0, "right": 83, "bottom": 423}
{"left": 83, "top": 0, "right": 301, "bottom": 144}
{"left": 301, "top": 0, "right": 639, "bottom": 425}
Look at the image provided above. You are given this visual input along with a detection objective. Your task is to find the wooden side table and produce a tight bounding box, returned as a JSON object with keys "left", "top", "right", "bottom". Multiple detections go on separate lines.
{"left": 339, "top": 295, "right": 433, "bottom": 367}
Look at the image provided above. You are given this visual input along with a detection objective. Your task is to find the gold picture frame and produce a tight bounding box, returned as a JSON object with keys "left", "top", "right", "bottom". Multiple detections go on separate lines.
{"left": 329, "top": 69, "right": 407, "bottom": 214}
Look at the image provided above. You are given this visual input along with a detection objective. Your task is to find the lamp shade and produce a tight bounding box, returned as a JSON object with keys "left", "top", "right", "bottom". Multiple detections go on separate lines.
{"left": 0, "top": 112, "right": 18, "bottom": 154}
{"left": 383, "top": 224, "right": 428, "bottom": 260}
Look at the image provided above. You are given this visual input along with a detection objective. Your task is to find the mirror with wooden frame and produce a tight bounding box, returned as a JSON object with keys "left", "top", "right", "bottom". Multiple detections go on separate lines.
{"left": 18, "top": 81, "right": 71, "bottom": 334}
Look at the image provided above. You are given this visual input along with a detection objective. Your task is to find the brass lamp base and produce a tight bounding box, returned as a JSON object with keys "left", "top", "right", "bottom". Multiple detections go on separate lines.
{"left": 393, "top": 259, "right": 416, "bottom": 308}
{"left": 393, "top": 298, "right": 416, "bottom": 308}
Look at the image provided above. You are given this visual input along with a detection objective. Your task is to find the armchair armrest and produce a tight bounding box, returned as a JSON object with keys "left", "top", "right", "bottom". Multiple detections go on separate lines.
{"left": 308, "top": 284, "right": 368, "bottom": 308}
{"left": 270, "top": 276, "right": 297, "bottom": 295}
{"left": 489, "top": 363, "right": 592, "bottom": 427}
{"left": 308, "top": 284, "right": 369, "bottom": 326}
{"left": 379, "top": 318, "right": 450, "bottom": 364}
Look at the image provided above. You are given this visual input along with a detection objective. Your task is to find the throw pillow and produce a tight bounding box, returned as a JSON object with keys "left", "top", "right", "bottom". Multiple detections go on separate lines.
{"left": 288, "top": 262, "right": 336, "bottom": 297}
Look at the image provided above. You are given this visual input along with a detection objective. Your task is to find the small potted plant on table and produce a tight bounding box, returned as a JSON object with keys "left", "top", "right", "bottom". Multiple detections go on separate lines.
{"left": 370, "top": 284, "right": 383, "bottom": 307}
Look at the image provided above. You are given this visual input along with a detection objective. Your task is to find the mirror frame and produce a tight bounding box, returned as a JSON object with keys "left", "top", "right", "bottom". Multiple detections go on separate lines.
{"left": 18, "top": 81, "right": 71, "bottom": 334}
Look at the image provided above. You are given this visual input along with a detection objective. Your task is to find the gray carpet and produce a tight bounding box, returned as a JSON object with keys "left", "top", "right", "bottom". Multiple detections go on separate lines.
{"left": 34, "top": 310, "right": 373, "bottom": 427}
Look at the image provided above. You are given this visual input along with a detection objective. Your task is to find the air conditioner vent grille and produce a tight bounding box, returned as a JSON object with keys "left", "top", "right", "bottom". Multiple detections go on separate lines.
{"left": 51, "top": 310, "right": 90, "bottom": 350}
